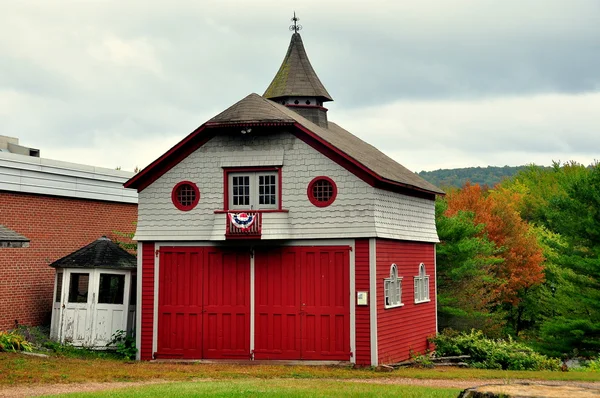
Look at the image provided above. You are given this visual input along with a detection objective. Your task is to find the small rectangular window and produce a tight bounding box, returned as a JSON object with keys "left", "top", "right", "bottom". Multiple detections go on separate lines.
{"left": 98, "top": 274, "right": 125, "bottom": 304}
{"left": 55, "top": 272, "right": 63, "bottom": 303}
{"left": 228, "top": 171, "right": 279, "bottom": 210}
{"left": 68, "top": 273, "right": 89, "bottom": 303}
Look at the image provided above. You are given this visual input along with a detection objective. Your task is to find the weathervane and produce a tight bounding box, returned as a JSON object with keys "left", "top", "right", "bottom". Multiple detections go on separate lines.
{"left": 289, "top": 12, "right": 302, "bottom": 33}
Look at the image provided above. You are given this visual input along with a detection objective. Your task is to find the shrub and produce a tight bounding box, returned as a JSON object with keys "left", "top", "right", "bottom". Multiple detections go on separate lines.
{"left": 107, "top": 330, "right": 137, "bottom": 360}
{"left": 0, "top": 330, "right": 33, "bottom": 352}
{"left": 430, "top": 329, "right": 561, "bottom": 371}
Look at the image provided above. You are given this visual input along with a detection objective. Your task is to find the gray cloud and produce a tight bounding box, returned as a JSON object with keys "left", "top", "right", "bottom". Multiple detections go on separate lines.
{"left": 1, "top": 0, "right": 599, "bottom": 172}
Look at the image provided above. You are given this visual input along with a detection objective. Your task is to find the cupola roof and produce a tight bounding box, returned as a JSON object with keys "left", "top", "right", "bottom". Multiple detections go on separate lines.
{"left": 263, "top": 33, "right": 333, "bottom": 102}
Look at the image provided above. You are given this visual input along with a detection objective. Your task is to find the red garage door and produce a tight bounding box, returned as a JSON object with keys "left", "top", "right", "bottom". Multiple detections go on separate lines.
{"left": 254, "top": 246, "right": 350, "bottom": 360}
{"left": 157, "top": 247, "right": 250, "bottom": 359}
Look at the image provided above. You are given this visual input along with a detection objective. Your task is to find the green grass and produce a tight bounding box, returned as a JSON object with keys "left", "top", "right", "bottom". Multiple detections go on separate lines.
{"left": 41, "top": 379, "right": 461, "bottom": 398}
{"left": 1, "top": 352, "right": 599, "bottom": 386}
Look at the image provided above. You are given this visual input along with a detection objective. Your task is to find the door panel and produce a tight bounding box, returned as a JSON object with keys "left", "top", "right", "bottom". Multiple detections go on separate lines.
{"left": 157, "top": 247, "right": 250, "bottom": 359}
{"left": 301, "top": 248, "right": 350, "bottom": 360}
{"left": 254, "top": 247, "right": 350, "bottom": 361}
{"left": 61, "top": 271, "right": 92, "bottom": 346}
{"left": 254, "top": 248, "right": 301, "bottom": 359}
{"left": 203, "top": 250, "right": 250, "bottom": 358}
{"left": 157, "top": 248, "right": 203, "bottom": 359}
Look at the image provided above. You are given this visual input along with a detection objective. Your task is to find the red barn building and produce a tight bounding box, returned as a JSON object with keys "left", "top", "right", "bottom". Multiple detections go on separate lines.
{"left": 125, "top": 29, "right": 443, "bottom": 365}
{"left": 0, "top": 136, "right": 137, "bottom": 329}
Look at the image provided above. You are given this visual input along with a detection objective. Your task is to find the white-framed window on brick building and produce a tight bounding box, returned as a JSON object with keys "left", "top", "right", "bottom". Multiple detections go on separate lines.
{"left": 384, "top": 263, "right": 403, "bottom": 309}
{"left": 226, "top": 168, "right": 281, "bottom": 210}
{"left": 414, "top": 263, "right": 430, "bottom": 303}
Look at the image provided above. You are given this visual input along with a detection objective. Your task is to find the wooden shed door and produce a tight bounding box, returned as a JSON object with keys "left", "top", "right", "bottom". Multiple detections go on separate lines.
{"left": 157, "top": 248, "right": 204, "bottom": 359}
{"left": 254, "top": 247, "right": 350, "bottom": 360}
{"left": 157, "top": 247, "right": 250, "bottom": 359}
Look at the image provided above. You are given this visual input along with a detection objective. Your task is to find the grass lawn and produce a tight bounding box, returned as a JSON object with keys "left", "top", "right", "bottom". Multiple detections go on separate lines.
{"left": 1, "top": 352, "right": 599, "bottom": 386}
{"left": 40, "top": 379, "right": 461, "bottom": 397}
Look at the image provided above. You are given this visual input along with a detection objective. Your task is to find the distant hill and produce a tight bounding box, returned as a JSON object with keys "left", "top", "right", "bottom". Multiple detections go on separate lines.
{"left": 418, "top": 165, "right": 540, "bottom": 189}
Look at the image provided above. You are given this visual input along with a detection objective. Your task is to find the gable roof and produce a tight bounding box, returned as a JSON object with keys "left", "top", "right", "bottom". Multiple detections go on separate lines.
{"left": 263, "top": 33, "right": 333, "bottom": 102}
{"left": 49, "top": 236, "right": 136, "bottom": 270}
{"left": 125, "top": 93, "right": 444, "bottom": 196}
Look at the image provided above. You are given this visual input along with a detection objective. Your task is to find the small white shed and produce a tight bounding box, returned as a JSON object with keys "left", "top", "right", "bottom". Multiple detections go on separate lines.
{"left": 49, "top": 236, "right": 136, "bottom": 348}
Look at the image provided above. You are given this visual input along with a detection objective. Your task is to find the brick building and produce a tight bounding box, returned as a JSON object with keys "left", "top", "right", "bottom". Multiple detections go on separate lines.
{"left": 0, "top": 137, "right": 137, "bottom": 329}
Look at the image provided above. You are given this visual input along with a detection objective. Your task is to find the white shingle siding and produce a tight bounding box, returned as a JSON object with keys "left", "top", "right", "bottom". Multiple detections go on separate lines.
{"left": 135, "top": 131, "right": 438, "bottom": 242}
{"left": 373, "top": 190, "right": 439, "bottom": 242}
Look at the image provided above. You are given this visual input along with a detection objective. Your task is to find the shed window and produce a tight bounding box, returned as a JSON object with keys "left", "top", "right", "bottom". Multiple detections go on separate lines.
{"left": 384, "top": 264, "right": 403, "bottom": 309}
{"left": 171, "top": 181, "right": 200, "bottom": 211}
{"left": 228, "top": 171, "right": 278, "bottom": 210}
{"left": 129, "top": 274, "right": 137, "bottom": 306}
{"left": 98, "top": 274, "right": 125, "bottom": 304}
{"left": 68, "top": 273, "right": 89, "bottom": 303}
{"left": 307, "top": 176, "right": 337, "bottom": 207}
{"left": 55, "top": 272, "right": 63, "bottom": 303}
{"left": 414, "top": 263, "right": 430, "bottom": 303}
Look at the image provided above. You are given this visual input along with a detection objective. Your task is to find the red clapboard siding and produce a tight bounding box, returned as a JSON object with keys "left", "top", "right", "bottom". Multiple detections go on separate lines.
{"left": 354, "top": 239, "right": 371, "bottom": 365}
{"left": 140, "top": 242, "right": 155, "bottom": 360}
{"left": 376, "top": 239, "right": 436, "bottom": 364}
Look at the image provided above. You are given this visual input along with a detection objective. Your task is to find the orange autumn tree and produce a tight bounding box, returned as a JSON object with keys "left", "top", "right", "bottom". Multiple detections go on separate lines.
{"left": 445, "top": 183, "right": 545, "bottom": 323}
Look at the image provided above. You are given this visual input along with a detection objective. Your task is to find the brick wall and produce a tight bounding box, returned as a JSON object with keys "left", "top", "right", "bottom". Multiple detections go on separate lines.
{"left": 0, "top": 192, "right": 137, "bottom": 330}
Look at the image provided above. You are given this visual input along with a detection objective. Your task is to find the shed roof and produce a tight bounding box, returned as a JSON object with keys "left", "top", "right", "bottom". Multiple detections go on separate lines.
{"left": 0, "top": 225, "right": 29, "bottom": 243}
{"left": 49, "top": 236, "right": 136, "bottom": 270}
{"left": 208, "top": 93, "right": 443, "bottom": 194}
{"left": 263, "top": 33, "right": 333, "bottom": 102}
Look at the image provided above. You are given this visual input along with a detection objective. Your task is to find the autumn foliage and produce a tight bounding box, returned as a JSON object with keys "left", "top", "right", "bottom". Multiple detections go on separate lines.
{"left": 444, "top": 183, "right": 545, "bottom": 307}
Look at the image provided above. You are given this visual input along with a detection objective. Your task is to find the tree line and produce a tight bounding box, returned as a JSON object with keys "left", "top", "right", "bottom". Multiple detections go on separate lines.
{"left": 419, "top": 165, "right": 551, "bottom": 189}
{"left": 436, "top": 162, "right": 600, "bottom": 357}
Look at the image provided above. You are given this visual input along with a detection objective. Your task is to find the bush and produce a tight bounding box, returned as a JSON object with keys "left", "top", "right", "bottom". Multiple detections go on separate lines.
{"left": 430, "top": 329, "right": 561, "bottom": 371}
{"left": 0, "top": 330, "right": 33, "bottom": 352}
{"left": 107, "top": 330, "right": 137, "bottom": 360}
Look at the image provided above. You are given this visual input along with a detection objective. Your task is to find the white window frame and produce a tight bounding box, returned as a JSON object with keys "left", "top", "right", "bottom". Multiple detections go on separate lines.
{"left": 414, "top": 263, "right": 430, "bottom": 304}
{"left": 228, "top": 171, "right": 278, "bottom": 210}
{"left": 384, "top": 263, "right": 403, "bottom": 309}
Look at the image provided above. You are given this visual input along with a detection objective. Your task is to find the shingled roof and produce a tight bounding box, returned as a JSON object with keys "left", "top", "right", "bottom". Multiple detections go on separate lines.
{"left": 0, "top": 225, "right": 29, "bottom": 248}
{"left": 49, "top": 236, "right": 136, "bottom": 270}
{"left": 206, "top": 93, "right": 443, "bottom": 195}
{"left": 263, "top": 33, "right": 333, "bottom": 102}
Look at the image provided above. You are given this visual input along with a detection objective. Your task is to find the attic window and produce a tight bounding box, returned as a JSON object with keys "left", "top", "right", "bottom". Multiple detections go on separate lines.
{"left": 294, "top": 100, "right": 299, "bottom": 104}
{"left": 172, "top": 181, "right": 200, "bottom": 211}
{"left": 227, "top": 169, "right": 280, "bottom": 210}
{"left": 307, "top": 176, "right": 337, "bottom": 207}
{"left": 305, "top": 100, "right": 311, "bottom": 105}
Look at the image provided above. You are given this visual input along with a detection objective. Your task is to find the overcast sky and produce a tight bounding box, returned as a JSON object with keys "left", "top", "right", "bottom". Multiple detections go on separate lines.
{"left": 1, "top": 0, "right": 599, "bottom": 172}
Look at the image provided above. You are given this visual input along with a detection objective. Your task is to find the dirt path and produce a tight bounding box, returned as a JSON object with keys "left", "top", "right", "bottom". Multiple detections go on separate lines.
{"left": 1, "top": 378, "right": 598, "bottom": 397}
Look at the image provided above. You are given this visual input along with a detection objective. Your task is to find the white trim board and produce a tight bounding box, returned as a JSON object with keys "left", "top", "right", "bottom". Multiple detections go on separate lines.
{"left": 369, "top": 238, "right": 378, "bottom": 366}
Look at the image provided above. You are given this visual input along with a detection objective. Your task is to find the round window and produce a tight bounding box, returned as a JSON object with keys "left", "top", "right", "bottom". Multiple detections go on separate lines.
{"left": 307, "top": 176, "right": 337, "bottom": 207}
{"left": 171, "top": 181, "right": 200, "bottom": 211}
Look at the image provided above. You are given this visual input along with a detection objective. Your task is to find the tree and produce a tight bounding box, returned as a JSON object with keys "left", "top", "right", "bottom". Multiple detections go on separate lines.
{"left": 435, "top": 199, "right": 503, "bottom": 335}
{"left": 443, "top": 183, "right": 545, "bottom": 336}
